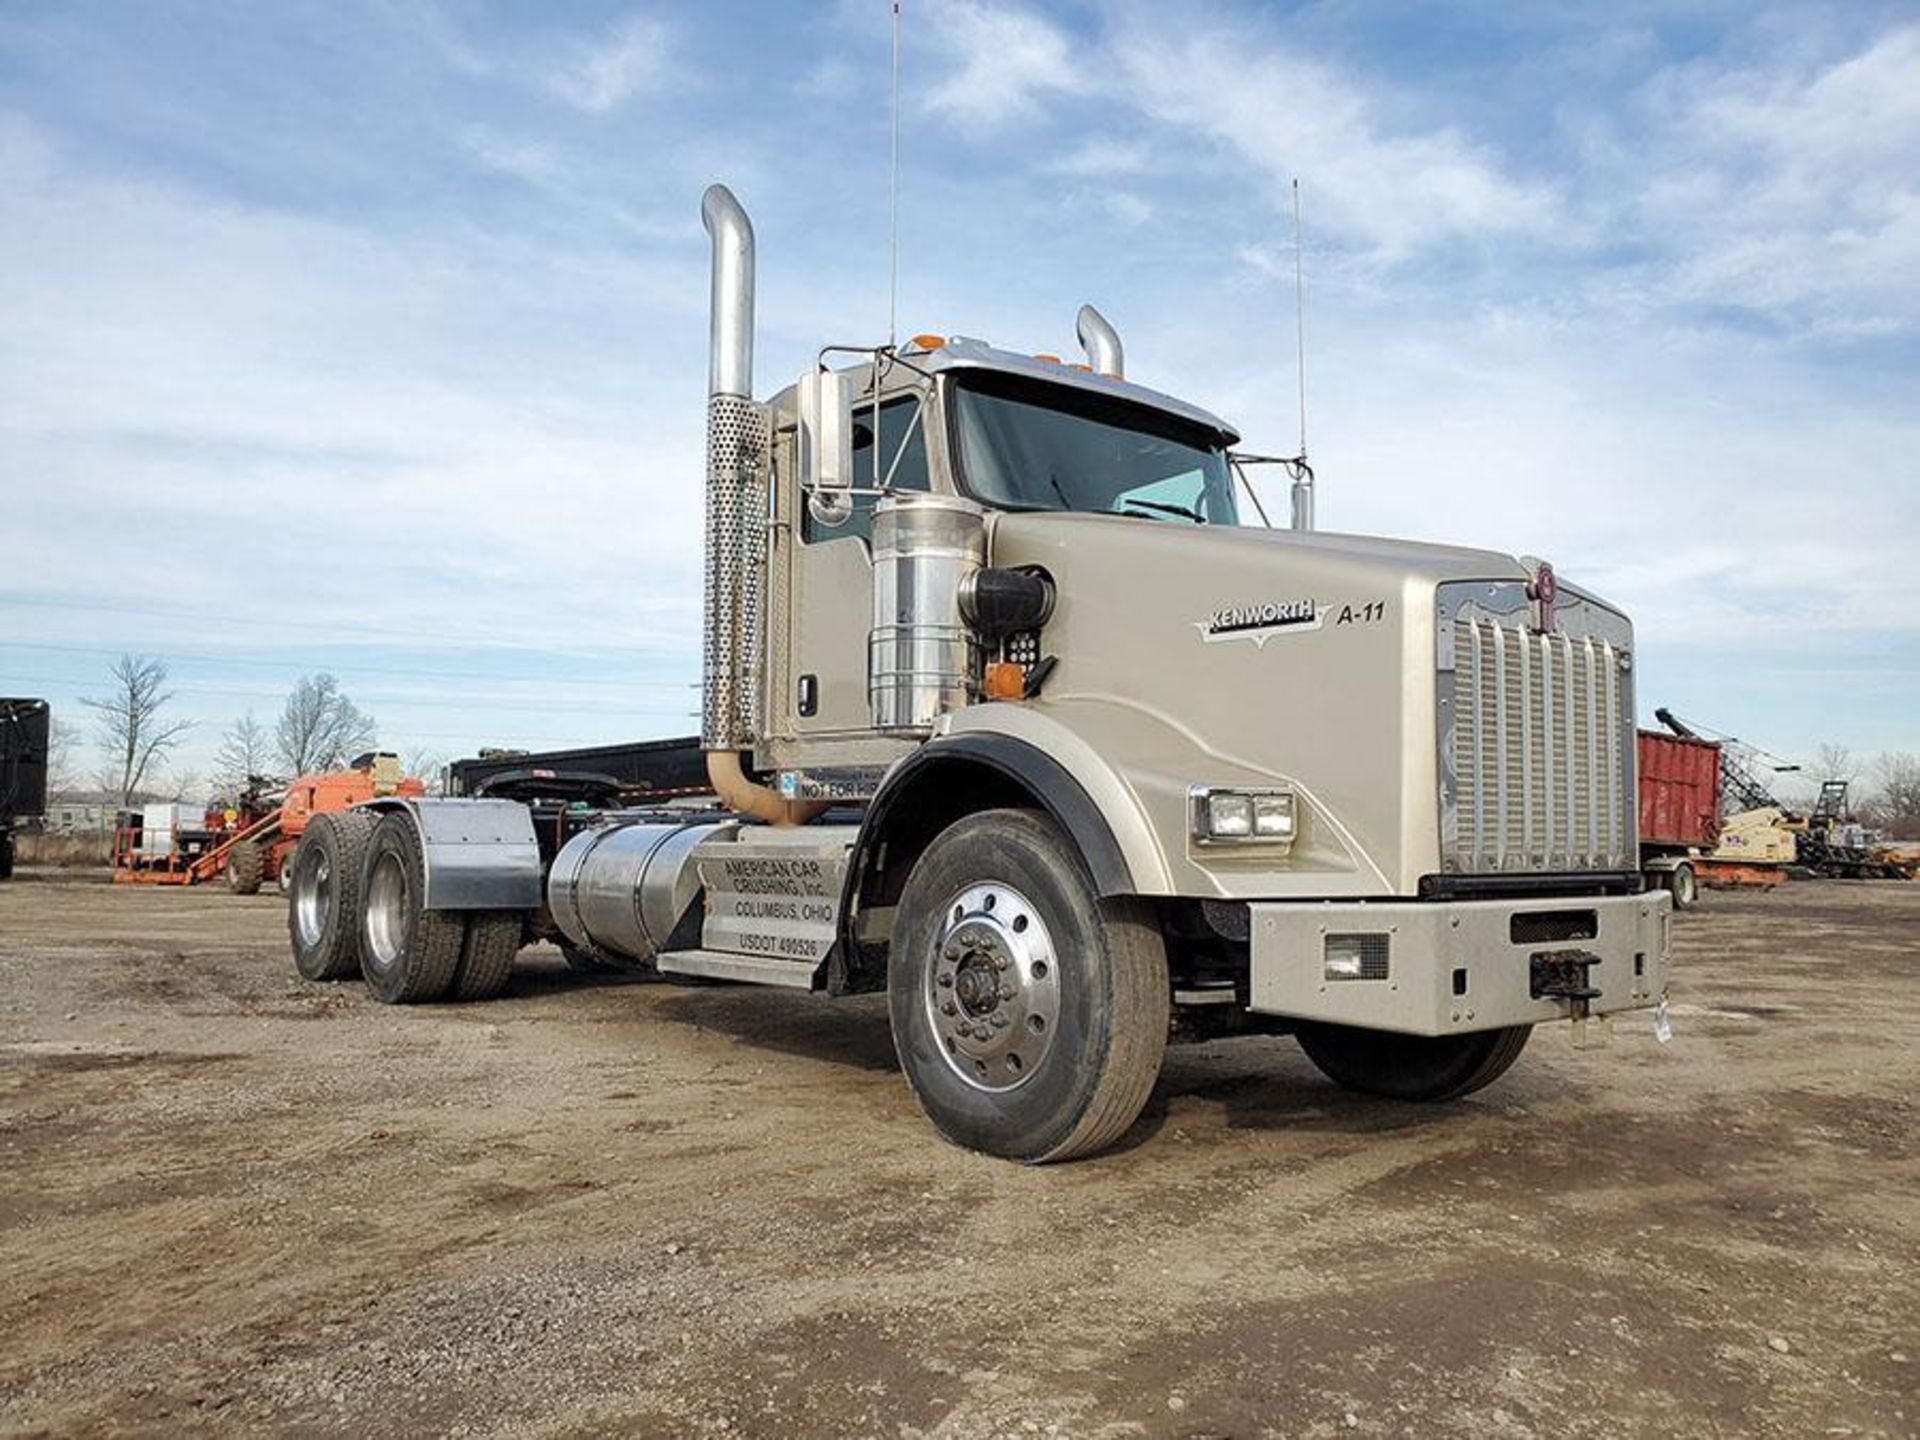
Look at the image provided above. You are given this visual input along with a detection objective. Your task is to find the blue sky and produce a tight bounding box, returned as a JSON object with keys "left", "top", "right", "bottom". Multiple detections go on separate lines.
{"left": 2, "top": 0, "right": 1915, "bottom": 793}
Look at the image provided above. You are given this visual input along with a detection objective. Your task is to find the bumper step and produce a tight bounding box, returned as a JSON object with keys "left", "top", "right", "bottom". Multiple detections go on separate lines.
{"left": 656, "top": 949, "right": 821, "bottom": 990}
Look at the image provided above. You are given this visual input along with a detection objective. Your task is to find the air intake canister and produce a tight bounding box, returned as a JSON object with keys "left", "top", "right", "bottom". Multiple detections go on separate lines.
{"left": 868, "top": 493, "right": 987, "bottom": 732}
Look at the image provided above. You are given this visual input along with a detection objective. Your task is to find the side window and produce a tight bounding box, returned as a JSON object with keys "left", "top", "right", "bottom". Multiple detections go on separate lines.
{"left": 802, "top": 394, "right": 931, "bottom": 544}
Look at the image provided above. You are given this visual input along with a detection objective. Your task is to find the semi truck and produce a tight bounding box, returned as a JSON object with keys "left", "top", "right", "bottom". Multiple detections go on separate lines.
{"left": 285, "top": 184, "right": 1671, "bottom": 1163}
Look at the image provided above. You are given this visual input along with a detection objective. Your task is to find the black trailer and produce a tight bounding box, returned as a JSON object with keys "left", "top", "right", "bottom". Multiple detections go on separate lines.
{"left": 1, "top": 698, "right": 51, "bottom": 880}
{"left": 446, "top": 736, "right": 707, "bottom": 802}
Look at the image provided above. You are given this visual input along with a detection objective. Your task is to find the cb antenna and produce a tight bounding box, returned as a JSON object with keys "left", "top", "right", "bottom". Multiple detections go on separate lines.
{"left": 1288, "top": 177, "right": 1315, "bottom": 530}
{"left": 886, "top": 0, "right": 903, "bottom": 349}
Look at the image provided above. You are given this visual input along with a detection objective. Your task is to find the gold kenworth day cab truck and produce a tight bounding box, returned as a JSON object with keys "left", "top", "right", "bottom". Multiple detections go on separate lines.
{"left": 285, "top": 185, "right": 1671, "bottom": 1163}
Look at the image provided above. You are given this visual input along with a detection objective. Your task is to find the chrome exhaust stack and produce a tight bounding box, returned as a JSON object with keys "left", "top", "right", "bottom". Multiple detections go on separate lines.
{"left": 699, "top": 184, "right": 763, "bottom": 754}
{"left": 698, "top": 184, "right": 822, "bottom": 825}
{"left": 1075, "top": 304, "right": 1124, "bottom": 378}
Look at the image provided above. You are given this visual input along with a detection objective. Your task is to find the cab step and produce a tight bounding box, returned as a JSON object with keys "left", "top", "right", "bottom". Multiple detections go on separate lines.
{"left": 656, "top": 949, "right": 822, "bottom": 989}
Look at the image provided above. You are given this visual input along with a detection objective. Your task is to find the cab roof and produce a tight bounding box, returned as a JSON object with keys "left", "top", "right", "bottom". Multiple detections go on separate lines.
{"left": 914, "top": 337, "right": 1240, "bottom": 445}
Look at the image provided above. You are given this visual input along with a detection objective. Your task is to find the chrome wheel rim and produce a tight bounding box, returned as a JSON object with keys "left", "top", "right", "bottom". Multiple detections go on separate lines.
{"left": 924, "top": 881, "right": 1059, "bottom": 1093}
{"left": 364, "top": 850, "right": 408, "bottom": 973}
{"left": 292, "top": 850, "right": 330, "bottom": 949}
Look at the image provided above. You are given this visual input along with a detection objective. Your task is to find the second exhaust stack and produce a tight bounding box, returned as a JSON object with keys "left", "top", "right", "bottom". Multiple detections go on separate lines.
{"left": 1076, "top": 304, "right": 1124, "bottom": 378}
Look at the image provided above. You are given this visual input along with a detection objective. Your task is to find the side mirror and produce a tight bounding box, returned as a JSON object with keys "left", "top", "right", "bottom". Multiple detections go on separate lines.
{"left": 798, "top": 369, "right": 854, "bottom": 528}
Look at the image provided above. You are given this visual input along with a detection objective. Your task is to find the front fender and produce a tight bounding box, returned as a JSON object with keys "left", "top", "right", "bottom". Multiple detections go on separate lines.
{"left": 938, "top": 700, "right": 1388, "bottom": 899}
{"left": 932, "top": 705, "right": 1173, "bottom": 892}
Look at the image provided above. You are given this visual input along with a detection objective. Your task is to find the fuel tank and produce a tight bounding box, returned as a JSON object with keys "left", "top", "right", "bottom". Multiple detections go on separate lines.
{"left": 546, "top": 819, "right": 740, "bottom": 963}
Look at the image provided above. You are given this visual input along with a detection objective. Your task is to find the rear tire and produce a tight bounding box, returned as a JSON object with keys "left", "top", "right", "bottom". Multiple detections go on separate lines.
{"left": 888, "top": 809, "right": 1169, "bottom": 1164}
{"left": 226, "top": 840, "right": 265, "bottom": 895}
{"left": 1296, "top": 1023, "right": 1531, "bottom": 1102}
{"left": 358, "top": 814, "right": 464, "bottom": 1004}
{"left": 288, "top": 812, "right": 375, "bottom": 981}
{"left": 452, "top": 912, "right": 522, "bottom": 1001}
{"left": 1668, "top": 861, "right": 1698, "bottom": 910}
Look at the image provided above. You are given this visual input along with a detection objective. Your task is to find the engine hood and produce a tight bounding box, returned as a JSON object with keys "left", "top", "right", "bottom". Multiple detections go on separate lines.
{"left": 957, "top": 511, "right": 1620, "bottom": 897}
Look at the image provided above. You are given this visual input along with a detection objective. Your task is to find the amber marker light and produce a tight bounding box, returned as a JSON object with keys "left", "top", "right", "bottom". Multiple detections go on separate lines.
{"left": 982, "top": 662, "right": 1027, "bottom": 700}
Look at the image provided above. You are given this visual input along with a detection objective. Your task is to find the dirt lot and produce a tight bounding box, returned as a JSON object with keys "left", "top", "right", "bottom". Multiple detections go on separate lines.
{"left": 1, "top": 872, "right": 1914, "bottom": 1438}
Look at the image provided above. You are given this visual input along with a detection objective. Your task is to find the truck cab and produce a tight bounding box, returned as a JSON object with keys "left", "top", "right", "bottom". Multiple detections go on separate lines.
{"left": 285, "top": 184, "right": 1671, "bottom": 1165}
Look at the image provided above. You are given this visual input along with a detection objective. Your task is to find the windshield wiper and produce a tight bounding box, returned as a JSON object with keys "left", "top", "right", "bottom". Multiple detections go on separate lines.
{"left": 1119, "top": 498, "right": 1206, "bottom": 524}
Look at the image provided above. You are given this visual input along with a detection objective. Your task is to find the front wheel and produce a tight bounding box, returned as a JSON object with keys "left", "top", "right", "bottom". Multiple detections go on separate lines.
{"left": 888, "top": 809, "right": 1169, "bottom": 1164}
{"left": 1296, "top": 1023, "right": 1530, "bottom": 1101}
{"left": 1668, "top": 861, "right": 1698, "bottom": 910}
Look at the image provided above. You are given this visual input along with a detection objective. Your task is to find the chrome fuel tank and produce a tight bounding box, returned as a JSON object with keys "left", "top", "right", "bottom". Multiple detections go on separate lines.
{"left": 546, "top": 819, "right": 740, "bottom": 963}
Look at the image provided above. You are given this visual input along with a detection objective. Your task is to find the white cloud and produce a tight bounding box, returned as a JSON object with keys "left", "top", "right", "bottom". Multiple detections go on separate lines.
{"left": 461, "top": 127, "right": 558, "bottom": 186}
{"left": 547, "top": 11, "right": 673, "bottom": 115}
{"left": 1104, "top": 14, "right": 1561, "bottom": 261}
{"left": 922, "top": 0, "right": 1089, "bottom": 130}
{"left": 0, "top": 120, "right": 709, "bottom": 658}
{"left": 1624, "top": 22, "right": 1920, "bottom": 334}
{"left": 918, "top": 2, "right": 1559, "bottom": 260}
{"left": 1043, "top": 137, "right": 1152, "bottom": 177}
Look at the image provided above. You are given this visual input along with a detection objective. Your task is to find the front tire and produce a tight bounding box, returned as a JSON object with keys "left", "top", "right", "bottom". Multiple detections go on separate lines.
{"left": 358, "top": 814, "right": 464, "bottom": 1004}
{"left": 888, "top": 809, "right": 1169, "bottom": 1164}
{"left": 1296, "top": 1023, "right": 1530, "bottom": 1101}
{"left": 288, "top": 812, "right": 375, "bottom": 981}
{"left": 1668, "top": 861, "right": 1698, "bottom": 910}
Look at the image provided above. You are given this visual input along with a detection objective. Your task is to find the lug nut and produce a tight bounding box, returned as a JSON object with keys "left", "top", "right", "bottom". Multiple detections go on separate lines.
{"left": 941, "top": 1000, "right": 956, "bottom": 1016}
{"left": 938, "top": 973, "right": 953, "bottom": 988}
{"left": 997, "top": 984, "right": 1015, "bottom": 1001}
{"left": 993, "top": 956, "right": 1010, "bottom": 972}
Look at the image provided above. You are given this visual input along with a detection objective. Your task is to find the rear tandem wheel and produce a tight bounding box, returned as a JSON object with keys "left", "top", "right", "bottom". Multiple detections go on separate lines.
{"left": 287, "top": 811, "right": 376, "bottom": 981}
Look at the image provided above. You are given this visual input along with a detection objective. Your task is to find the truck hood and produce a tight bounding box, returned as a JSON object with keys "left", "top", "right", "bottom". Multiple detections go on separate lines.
{"left": 968, "top": 511, "right": 1622, "bottom": 896}
{"left": 989, "top": 510, "right": 1534, "bottom": 588}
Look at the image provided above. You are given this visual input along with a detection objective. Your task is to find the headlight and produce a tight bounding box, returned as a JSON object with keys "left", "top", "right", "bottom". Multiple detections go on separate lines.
{"left": 1190, "top": 786, "right": 1295, "bottom": 847}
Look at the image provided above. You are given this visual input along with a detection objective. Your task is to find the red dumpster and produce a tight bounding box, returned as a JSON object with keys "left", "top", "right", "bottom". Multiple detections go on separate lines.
{"left": 1638, "top": 730, "right": 1721, "bottom": 849}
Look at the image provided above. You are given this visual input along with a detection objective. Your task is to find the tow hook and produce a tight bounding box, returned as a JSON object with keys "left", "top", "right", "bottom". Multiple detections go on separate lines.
{"left": 1531, "top": 948, "right": 1603, "bottom": 1015}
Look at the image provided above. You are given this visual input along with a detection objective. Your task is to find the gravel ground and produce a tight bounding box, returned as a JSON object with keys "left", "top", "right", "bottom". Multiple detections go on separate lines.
{"left": 1, "top": 870, "right": 1915, "bottom": 1437}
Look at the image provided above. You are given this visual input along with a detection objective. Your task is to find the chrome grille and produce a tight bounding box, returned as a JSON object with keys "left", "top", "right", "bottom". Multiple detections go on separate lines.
{"left": 1441, "top": 601, "right": 1636, "bottom": 874}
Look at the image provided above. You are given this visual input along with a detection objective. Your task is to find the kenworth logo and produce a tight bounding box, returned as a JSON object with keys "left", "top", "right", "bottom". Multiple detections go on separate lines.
{"left": 1195, "top": 598, "right": 1325, "bottom": 647}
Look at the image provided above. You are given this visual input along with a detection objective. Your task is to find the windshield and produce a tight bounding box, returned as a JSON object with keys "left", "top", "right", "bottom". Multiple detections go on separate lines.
{"left": 951, "top": 373, "right": 1238, "bottom": 524}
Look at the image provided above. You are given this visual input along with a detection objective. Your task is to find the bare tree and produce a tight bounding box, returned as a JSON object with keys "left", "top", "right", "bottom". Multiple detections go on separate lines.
{"left": 159, "top": 768, "right": 204, "bottom": 804}
{"left": 81, "top": 654, "right": 193, "bottom": 808}
{"left": 1868, "top": 752, "right": 1920, "bottom": 838}
{"left": 275, "top": 674, "right": 376, "bottom": 775}
{"left": 45, "top": 717, "right": 81, "bottom": 797}
{"left": 1812, "top": 743, "right": 1860, "bottom": 786}
{"left": 402, "top": 747, "right": 448, "bottom": 796}
{"left": 213, "top": 711, "right": 276, "bottom": 787}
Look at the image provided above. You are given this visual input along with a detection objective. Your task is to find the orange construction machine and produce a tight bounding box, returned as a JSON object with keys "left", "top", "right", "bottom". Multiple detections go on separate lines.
{"left": 113, "top": 753, "right": 425, "bottom": 891}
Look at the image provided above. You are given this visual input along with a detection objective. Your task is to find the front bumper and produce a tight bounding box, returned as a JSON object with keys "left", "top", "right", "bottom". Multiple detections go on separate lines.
{"left": 1247, "top": 891, "right": 1671, "bottom": 1036}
